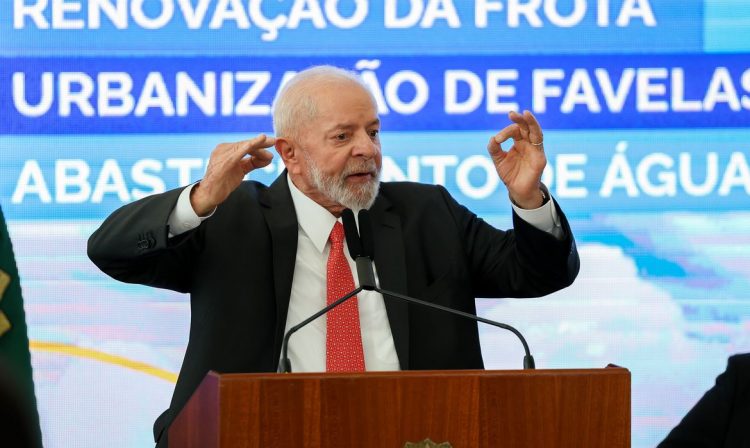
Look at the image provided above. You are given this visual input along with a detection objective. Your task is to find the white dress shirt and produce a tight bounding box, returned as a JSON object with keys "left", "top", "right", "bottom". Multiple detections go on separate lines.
{"left": 167, "top": 177, "right": 562, "bottom": 372}
{"left": 282, "top": 179, "right": 401, "bottom": 372}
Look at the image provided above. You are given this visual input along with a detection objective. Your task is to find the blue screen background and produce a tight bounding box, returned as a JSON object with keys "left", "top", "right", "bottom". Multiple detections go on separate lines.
{"left": 2, "top": 1, "right": 750, "bottom": 446}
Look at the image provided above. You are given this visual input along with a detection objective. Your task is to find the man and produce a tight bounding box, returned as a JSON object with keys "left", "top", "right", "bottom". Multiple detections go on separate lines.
{"left": 88, "top": 66, "right": 579, "bottom": 446}
{"left": 658, "top": 353, "right": 750, "bottom": 447}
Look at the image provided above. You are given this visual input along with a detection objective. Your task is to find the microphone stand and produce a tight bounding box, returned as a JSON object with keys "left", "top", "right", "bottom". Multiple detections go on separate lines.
{"left": 279, "top": 208, "right": 536, "bottom": 372}
{"left": 375, "top": 287, "right": 535, "bottom": 369}
{"left": 278, "top": 286, "right": 362, "bottom": 373}
{"left": 278, "top": 276, "right": 536, "bottom": 372}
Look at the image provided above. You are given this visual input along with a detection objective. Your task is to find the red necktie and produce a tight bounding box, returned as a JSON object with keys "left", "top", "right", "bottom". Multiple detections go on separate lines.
{"left": 326, "top": 222, "right": 365, "bottom": 372}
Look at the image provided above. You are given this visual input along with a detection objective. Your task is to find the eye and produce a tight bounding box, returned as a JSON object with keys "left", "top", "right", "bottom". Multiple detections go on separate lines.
{"left": 335, "top": 133, "right": 347, "bottom": 141}
{"left": 369, "top": 129, "right": 379, "bottom": 138}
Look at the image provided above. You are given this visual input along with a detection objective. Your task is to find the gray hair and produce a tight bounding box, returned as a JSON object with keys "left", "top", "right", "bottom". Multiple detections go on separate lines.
{"left": 272, "top": 66, "right": 376, "bottom": 140}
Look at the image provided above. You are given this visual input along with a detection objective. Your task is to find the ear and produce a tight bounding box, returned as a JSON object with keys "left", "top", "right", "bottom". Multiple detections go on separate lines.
{"left": 275, "top": 138, "right": 302, "bottom": 175}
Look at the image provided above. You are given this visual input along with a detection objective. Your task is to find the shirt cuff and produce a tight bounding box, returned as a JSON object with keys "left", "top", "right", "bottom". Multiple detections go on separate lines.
{"left": 510, "top": 185, "right": 563, "bottom": 240}
{"left": 167, "top": 183, "right": 216, "bottom": 238}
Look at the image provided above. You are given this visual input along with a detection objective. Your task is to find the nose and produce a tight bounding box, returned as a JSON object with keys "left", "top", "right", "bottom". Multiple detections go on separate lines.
{"left": 352, "top": 131, "right": 379, "bottom": 159}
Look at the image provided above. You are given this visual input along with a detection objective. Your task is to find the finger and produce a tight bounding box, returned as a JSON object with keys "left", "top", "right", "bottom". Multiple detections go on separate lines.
{"left": 249, "top": 147, "right": 274, "bottom": 163}
{"left": 250, "top": 134, "right": 277, "bottom": 150}
{"left": 239, "top": 157, "right": 255, "bottom": 174}
{"left": 487, "top": 136, "right": 500, "bottom": 154}
{"left": 509, "top": 111, "right": 530, "bottom": 141}
{"left": 228, "top": 137, "right": 260, "bottom": 162}
{"left": 239, "top": 151, "right": 274, "bottom": 174}
{"left": 487, "top": 136, "right": 509, "bottom": 162}
{"left": 493, "top": 123, "right": 523, "bottom": 147}
{"left": 232, "top": 134, "right": 276, "bottom": 160}
{"left": 250, "top": 152, "right": 273, "bottom": 169}
{"left": 523, "top": 110, "right": 544, "bottom": 145}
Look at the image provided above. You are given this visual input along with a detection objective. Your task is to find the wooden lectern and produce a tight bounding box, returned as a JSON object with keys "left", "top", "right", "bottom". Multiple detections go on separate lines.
{"left": 170, "top": 367, "right": 630, "bottom": 447}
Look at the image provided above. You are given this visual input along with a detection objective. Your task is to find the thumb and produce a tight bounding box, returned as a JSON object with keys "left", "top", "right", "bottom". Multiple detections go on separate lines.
{"left": 487, "top": 136, "right": 507, "bottom": 163}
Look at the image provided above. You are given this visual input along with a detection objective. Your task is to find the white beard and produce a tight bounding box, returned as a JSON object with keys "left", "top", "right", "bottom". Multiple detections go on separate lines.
{"left": 303, "top": 150, "right": 380, "bottom": 210}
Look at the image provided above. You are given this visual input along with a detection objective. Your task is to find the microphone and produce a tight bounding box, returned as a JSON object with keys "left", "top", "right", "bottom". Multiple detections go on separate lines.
{"left": 342, "top": 209, "right": 376, "bottom": 290}
{"left": 341, "top": 209, "right": 362, "bottom": 259}
{"left": 358, "top": 209, "right": 375, "bottom": 259}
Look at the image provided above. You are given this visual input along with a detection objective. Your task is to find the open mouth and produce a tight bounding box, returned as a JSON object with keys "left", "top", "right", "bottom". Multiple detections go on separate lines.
{"left": 347, "top": 171, "right": 375, "bottom": 181}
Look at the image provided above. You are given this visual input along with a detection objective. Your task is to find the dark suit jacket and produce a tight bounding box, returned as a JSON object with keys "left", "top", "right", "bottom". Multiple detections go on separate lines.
{"left": 658, "top": 354, "right": 750, "bottom": 448}
{"left": 87, "top": 174, "right": 580, "bottom": 446}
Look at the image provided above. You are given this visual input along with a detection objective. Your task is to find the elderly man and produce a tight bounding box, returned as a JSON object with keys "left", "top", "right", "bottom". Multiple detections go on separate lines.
{"left": 88, "top": 65, "right": 579, "bottom": 447}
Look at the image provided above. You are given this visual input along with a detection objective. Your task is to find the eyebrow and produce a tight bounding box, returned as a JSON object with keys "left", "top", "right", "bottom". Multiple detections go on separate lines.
{"left": 325, "top": 118, "right": 381, "bottom": 134}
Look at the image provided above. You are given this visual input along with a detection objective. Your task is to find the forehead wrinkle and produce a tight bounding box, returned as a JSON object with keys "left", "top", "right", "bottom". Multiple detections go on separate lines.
{"left": 298, "top": 82, "right": 379, "bottom": 139}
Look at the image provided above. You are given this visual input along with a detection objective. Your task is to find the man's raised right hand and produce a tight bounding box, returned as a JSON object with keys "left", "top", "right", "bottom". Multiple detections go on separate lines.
{"left": 190, "top": 134, "right": 276, "bottom": 216}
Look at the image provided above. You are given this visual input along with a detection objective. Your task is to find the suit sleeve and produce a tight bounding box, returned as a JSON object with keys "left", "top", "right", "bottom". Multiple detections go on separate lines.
{"left": 438, "top": 185, "right": 579, "bottom": 298}
{"left": 87, "top": 187, "right": 203, "bottom": 293}
{"left": 657, "top": 354, "right": 750, "bottom": 448}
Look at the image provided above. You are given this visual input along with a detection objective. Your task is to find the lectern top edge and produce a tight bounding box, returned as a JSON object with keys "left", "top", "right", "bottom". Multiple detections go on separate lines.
{"left": 207, "top": 366, "right": 630, "bottom": 382}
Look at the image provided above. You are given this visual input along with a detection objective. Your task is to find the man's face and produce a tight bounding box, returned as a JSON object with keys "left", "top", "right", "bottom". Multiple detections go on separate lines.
{"left": 293, "top": 81, "right": 382, "bottom": 210}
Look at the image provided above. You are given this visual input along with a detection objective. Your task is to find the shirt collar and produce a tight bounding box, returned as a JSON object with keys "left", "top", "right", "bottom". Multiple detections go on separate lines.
{"left": 287, "top": 173, "right": 339, "bottom": 254}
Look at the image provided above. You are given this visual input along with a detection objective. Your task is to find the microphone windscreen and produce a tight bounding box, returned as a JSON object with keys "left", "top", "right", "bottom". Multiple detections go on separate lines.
{"left": 358, "top": 209, "right": 375, "bottom": 260}
{"left": 341, "top": 209, "right": 362, "bottom": 259}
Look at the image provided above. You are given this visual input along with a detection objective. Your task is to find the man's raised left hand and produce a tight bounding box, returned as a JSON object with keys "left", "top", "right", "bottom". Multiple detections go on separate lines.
{"left": 487, "top": 110, "right": 547, "bottom": 209}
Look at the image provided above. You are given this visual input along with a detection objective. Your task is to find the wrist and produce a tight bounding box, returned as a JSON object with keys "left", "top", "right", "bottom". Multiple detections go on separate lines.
{"left": 510, "top": 188, "right": 548, "bottom": 210}
{"left": 189, "top": 183, "right": 214, "bottom": 217}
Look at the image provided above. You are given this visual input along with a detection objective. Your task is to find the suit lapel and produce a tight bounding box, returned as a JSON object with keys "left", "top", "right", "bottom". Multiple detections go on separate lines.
{"left": 371, "top": 195, "right": 410, "bottom": 369}
{"left": 259, "top": 173, "right": 299, "bottom": 369}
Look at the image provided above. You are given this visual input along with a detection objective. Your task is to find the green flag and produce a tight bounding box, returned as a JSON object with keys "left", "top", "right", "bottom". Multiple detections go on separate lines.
{"left": 0, "top": 205, "right": 42, "bottom": 447}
